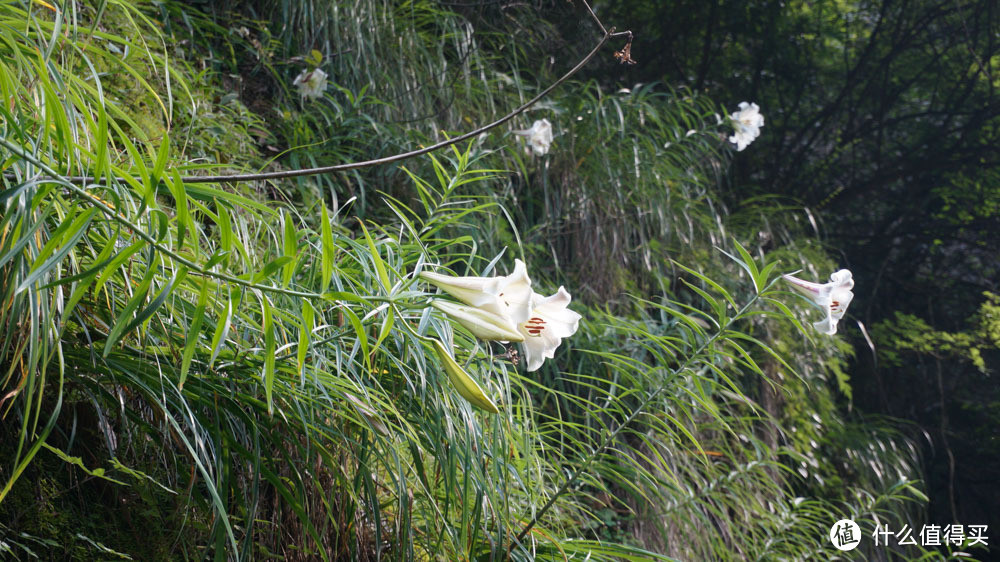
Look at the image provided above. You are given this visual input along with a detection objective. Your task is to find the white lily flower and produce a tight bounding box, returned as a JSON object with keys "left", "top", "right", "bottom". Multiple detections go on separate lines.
{"left": 292, "top": 68, "right": 328, "bottom": 100}
{"left": 420, "top": 260, "right": 534, "bottom": 325}
{"left": 518, "top": 287, "right": 582, "bottom": 372}
{"left": 728, "top": 101, "right": 764, "bottom": 151}
{"left": 514, "top": 119, "right": 553, "bottom": 156}
{"left": 430, "top": 300, "right": 524, "bottom": 342}
{"left": 422, "top": 261, "right": 582, "bottom": 371}
{"left": 782, "top": 269, "right": 855, "bottom": 335}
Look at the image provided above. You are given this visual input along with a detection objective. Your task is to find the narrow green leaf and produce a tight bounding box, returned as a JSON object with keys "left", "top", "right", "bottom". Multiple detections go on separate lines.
{"left": 95, "top": 96, "right": 109, "bottom": 181}
{"left": 151, "top": 135, "right": 169, "bottom": 186}
{"left": 167, "top": 170, "right": 190, "bottom": 251}
{"left": 320, "top": 205, "right": 334, "bottom": 293}
{"left": 762, "top": 296, "right": 808, "bottom": 335}
{"left": 181, "top": 183, "right": 277, "bottom": 215}
{"left": 103, "top": 264, "right": 158, "bottom": 356}
{"left": 281, "top": 210, "right": 298, "bottom": 287}
{"left": 679, "top": 277, "right": 727, "bottom": 322}
{"left": 208, "top": 294, "right": 233, "bottom": 367}
{"left": 94, "top": 240, "right": 145, "bottom": 296}
{"left": 0, "top": 179, "right": 34, "bottom": 205}
{"left": 262, "top": 298, "right": 275, "bottom": 415}
{"left": 727, "top": 239, "right": 762, "bottom": 292}
{"left": 42, "top": 443, "right": 127, "bottom": 486}
{"left": 17, "top": 208, "right": 97, "bottom": 293}
{"left": 251, "top": 256, "right": 294, "bottom": 284}
{"left": 341, "top": 306, "right": 370, "bottom": 370}
{"left": 0, "top": 209, "right": 50, "bottom": 269}
{"left": 321, "top": 291, "right": 368, "bottom": 305}
{"left": 372, "top": 307, "right": 394, "bottom": 353}
{"left": 151, "top": 209, "right": 170, "bottom": 242}
{"left": 57, "top": 242, "right": 119, "bottom": 325}
{"left": 180, "top": 280, "right": 211, "bottom": 389}
{"left": 118, "top": 136, "right": 152, "bottom": 209}
{"left": 358, "top": 221, "right": 390, "bottom": 292}
{"left": 759, "top": 261, "right": 781, "bottom": 288}
{"left": 203, "top": 249, "right": 229, "bottom": 269}
{"left": 673, "top": 260, "right": 737, "bottom": 309}
{"left": 297, "top": 301, "right": 313, "bottom": 381}
{"left": 217, "top": 202, "right": 233, "bottom": 255}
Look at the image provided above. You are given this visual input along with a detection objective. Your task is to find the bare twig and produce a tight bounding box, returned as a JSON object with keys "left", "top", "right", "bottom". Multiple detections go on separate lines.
{"left": 4, "top": 0, "right": 632, "bottom": 186}
{"left": 580, "top": 0, "right": 608, "bottom": 34}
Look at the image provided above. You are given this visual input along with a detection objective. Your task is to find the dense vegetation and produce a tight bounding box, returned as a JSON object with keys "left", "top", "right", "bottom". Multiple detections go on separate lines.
{"left": 592, "top": 0, "right": 1000, "bottom": 547}
{"left": 0, "top": 0, "right": 994, "bottom": 560}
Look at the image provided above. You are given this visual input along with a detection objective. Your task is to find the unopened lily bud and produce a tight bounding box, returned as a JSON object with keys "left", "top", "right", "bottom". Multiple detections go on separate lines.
{"left": 430, "top": 339, "right": 500, "bottom": 414}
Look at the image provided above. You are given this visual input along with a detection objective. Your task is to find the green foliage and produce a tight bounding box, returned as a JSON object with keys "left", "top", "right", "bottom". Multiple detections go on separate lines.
{"left": 875, "top": 293, "right": 1000, "bottom": 373}
{"left": 0, "top": 0, "right": 939, "bottom": 560}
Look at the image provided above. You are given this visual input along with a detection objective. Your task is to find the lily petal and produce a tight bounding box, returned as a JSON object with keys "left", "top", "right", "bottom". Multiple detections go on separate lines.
{"left": 518, "top": 287, "right": 582, "bottom": 372}
{"left": 781, "top": 273, "right": 829, "bottom": 299}
{"left": 293, "top": 68, "right": 328, "bottom": 100}
{"left": 497, "top": 259, "right": 534, "bottom": 324}
{"left": 420, "top": 270, "right": 503, "bottom": 308}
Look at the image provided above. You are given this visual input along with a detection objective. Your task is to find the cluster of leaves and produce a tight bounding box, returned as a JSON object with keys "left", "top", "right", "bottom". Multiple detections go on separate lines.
{"left": 0, "top": 0, "right": 956, "bottom": 560}
{"left": 875, "top": 293, "right": 1000, "bottom": 374}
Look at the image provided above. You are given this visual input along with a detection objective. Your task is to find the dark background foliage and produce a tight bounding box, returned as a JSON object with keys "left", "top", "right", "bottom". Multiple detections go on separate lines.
{"left": 576, "top": 0, "right": 1000, "bottom": 545}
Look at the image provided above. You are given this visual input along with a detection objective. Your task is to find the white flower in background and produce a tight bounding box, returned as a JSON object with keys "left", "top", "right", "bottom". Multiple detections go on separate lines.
{"left": 728, "top": 101, "right": 764, "bottom": 151}
{"left": 430, "top": 300, "right": 524, "bottom": 342}
{"left": 518, "top": 287, "right": 582, "bottom": 372}
{"left": 420, "top": 260, "right": 534, "bottom": 325}
{"left": 292, "top": 68, "right": 328, "bottom": 100}
{"left": 514, "top": 119, "right": 553, "bottom": 156}
{"left": 782, "top": 269, "right": 855, "bottom": 335}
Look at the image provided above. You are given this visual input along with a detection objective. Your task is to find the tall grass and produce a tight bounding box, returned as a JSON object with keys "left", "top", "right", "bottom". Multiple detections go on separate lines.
{"left": 0, "top": 0, "right": 945, "bottom": 560}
